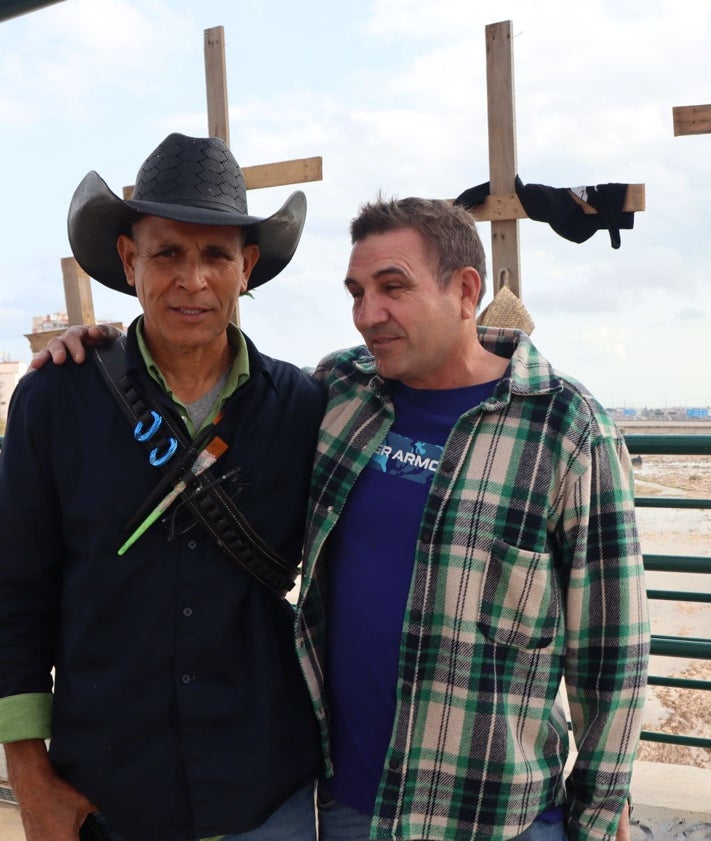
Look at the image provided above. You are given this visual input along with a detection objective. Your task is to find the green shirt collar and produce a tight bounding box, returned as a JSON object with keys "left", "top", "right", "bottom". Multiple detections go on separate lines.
{"left": 135, "top": 316, "right": 250, "bottom": 436}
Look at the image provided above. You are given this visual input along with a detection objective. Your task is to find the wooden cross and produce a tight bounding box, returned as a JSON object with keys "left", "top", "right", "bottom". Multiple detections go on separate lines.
{"left": 466, "top": 20, "right": 646, "bottom": 301}
{"left": 39, "top": 24, "right": 322, "bottom": 347}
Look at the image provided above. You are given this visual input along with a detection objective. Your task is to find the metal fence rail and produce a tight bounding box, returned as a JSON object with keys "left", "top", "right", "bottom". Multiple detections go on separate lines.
{"left": 624, "top": 433, "right": 711, "bottom": 751}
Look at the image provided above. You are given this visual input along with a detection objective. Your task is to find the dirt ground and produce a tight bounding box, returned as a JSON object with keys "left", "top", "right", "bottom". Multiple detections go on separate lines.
{"left": 631, "top": 453, "right": 711, "bottom": 769}
{"left": 633, "top": 453, "right": 711, "bottom": 497}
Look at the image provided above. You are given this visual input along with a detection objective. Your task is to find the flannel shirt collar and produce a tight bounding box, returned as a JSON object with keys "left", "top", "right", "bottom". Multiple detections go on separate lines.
{"left": 349, "top": 325, "right": 563, "bottom": 403}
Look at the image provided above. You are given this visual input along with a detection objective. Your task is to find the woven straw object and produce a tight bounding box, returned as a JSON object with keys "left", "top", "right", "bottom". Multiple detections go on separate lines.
{"left": 478, "top": 283, "right": 535, "bottom": 334}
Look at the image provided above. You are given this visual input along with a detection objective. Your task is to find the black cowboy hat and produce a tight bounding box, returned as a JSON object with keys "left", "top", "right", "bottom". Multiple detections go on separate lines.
{"left": 67, "top": 132, "right": 307, "bottom": 293}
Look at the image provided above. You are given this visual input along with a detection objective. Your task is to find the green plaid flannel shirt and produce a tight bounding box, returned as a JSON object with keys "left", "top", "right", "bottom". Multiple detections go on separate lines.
{"left": 296, "top": 327, "right": 649, "bottom": 841}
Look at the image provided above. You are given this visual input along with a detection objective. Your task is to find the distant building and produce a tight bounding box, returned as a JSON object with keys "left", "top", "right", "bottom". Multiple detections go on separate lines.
{"left": 32, "top": 311, "right": 69, "bottom": 332}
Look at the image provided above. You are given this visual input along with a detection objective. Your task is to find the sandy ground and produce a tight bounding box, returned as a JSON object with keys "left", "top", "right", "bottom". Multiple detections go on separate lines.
{"left": 632, "top": 454, "right": 711, "bottom": 769}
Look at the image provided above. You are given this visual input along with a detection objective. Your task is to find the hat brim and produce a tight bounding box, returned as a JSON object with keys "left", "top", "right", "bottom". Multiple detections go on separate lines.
{"left": 67, "top": 171, "right": 306, "bottom": 294}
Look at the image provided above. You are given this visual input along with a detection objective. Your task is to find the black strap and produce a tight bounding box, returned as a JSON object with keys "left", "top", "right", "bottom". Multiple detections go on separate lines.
{"left": 92, "top": 339, "right": 297, "bottom": 598}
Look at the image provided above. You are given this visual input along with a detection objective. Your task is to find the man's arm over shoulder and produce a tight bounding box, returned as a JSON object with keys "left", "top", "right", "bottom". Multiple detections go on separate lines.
{"left": 28, "top": 324, "right": 122, "bottom": 370}
{"left": 560, "top": 407, "right": 649, "bottom": 841}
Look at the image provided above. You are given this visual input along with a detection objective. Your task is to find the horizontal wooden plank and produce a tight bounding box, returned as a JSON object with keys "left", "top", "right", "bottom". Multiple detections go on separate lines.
{"left": 673, "top": 104, "right": 711, "bottom": 137}
{"left": 243, "top": 156, "right": 323, "bottom": 190}
{"left": 122, "top": 156, "right": 324, "bottom": 200}
{"left": 464, "top": 184, "right": 645, "bottom": 222}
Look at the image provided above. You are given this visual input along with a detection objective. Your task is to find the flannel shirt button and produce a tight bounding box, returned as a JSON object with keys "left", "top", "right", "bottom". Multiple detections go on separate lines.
{"left": 441, "top": 459, "right": 454, "bottom": 473}
{"left": 421, "top": 530, "right": 432, "bottom": 544}
{"left": 388, "top": 758, "right": 401, "bottom": 771}
{"left": 411, "top": 609, "right": 422, "bottom": 621}
{"left": 401, "top": 682, "right": 412, "bottom": 697}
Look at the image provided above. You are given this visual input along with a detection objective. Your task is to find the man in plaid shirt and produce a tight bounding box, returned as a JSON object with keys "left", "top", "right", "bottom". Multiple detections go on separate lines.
{"left": 296, "top": 197, "right": 649, "bottom": 841}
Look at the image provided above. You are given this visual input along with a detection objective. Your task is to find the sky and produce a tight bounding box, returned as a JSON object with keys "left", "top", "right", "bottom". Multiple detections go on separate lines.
{"left": 0, "top": 0, "right": 709, "bottom": 408}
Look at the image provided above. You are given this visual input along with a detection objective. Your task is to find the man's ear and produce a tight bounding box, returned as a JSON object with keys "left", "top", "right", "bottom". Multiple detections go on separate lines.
{"left": 239, "top": 244, "right": 260, "bottom": 293}
{"left": 116, "top": 234, "right": 137, "bottom": 289}
{"left": 459, "top": 267, "right": 482, "bottom": 320}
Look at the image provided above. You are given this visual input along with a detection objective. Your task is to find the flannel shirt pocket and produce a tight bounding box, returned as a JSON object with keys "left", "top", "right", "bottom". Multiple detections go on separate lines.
{"left": 477, "top": 538, "right": 560, "bottom": 651}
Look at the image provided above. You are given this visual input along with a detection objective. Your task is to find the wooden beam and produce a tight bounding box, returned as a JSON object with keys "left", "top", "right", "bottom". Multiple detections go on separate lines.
{"left": 673, "top": 104, "right": 711, "bottom": 137}
{"left": 61, "top": 257, "right": 95, "bottom": 326}
{"left": 486, "top": 20, "right": 521, "bottom": 297}
{"left": 243, "top": 157, "right": 323, "bottom": 190}
{"left": 467, "top": 184, "right": 646, "bottom": 223}
{"left": 123, "top": 157, "right": 324, "bottom": 198}
{"left": 204, "top": 26, "right": 230, "bottom": 143}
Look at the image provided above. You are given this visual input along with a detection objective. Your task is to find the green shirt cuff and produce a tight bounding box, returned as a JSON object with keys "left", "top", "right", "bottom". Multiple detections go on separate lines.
{"left": 0, "top": 693, "right": 53, "bottom": 742}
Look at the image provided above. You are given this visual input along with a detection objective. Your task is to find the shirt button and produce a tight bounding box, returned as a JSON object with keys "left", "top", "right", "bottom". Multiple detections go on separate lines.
{"left": 411, "top": 609, "right": 422, "bottom": 622}
{"left": 441, "top": 459, "right": 454, "bottom": 473}
{"left": 182, "top": 607, "right": 193, "bottom": 617}
{"left": 401, "top": 683, "right": 412, "bottom": 697}
{"left": 181, "top": 674, "right": 192, "bottom": 684}
{"left": 421, "top": 530, "right": 432, "bottom": 544}
{"left": 187, "top": 539, "right": 197, "bottom": 550}
{"left": 389, "top": 758, "right": 401, "bottom": 771}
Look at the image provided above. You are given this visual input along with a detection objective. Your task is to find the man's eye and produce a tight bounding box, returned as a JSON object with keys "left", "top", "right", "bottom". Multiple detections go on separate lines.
{"left": 205, "top": 247, "right": 233, "bottom": 261}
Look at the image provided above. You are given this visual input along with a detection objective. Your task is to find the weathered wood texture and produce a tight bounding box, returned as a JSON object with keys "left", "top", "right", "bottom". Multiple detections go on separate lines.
{"left": 673, "top": 104, "right": 711, "bottom": 137}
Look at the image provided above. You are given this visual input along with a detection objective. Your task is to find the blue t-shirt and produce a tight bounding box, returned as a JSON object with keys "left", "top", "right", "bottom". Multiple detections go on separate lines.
{"left": 325, "top": 379, "right": 498, "bottom": 815}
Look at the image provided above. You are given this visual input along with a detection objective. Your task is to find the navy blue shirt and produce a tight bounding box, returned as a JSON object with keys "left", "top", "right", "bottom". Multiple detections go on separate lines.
{"left": 325, "top": 380, "right": 498, "bottom": 815}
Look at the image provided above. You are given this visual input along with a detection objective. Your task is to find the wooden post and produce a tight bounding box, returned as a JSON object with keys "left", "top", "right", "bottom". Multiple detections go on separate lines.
{"left": 61, "top": 257, "right": 95, "bottom": 326}
{"left": 486, "top": 20, "right": 521, "bottom": 298}
{"left": 204, "top": 26, "right": 230, "bottom": 144}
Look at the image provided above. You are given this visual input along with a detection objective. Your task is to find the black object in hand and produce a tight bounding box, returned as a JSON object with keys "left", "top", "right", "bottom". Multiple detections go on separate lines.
{"left": 79, "top": 812, "right": 127, "bottom": 841}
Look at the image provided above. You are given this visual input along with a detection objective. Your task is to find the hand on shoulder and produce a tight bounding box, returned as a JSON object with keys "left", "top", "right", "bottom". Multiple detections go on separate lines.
{"left": 29, "top": 324, "right": 123, "bottom": 370}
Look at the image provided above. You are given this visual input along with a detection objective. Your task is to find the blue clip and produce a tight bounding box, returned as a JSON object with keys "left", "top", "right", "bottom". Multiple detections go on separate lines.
{"left": 134, "top": 411, "right": 162, "bottom": 442}
{"left": 149, "top": 437, "right": 178, "bottom": 467}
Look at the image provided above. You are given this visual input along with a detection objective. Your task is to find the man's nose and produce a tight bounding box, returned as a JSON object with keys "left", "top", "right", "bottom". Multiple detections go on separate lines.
{"left": 178, "top": 256, "right": 208, "bottom": 290}
{"left": 353, "top": 293, "right": 386, "bottom": 329}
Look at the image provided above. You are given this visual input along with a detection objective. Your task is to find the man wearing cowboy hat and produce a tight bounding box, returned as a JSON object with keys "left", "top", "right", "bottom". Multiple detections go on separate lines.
{"left": 0, "top": 133, "right": 325, "bottom": 841}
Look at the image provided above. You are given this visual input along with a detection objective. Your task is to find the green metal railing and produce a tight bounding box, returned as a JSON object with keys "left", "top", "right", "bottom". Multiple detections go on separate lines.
{"left": 625, "top": 433, "right": 711, "bottom": 750}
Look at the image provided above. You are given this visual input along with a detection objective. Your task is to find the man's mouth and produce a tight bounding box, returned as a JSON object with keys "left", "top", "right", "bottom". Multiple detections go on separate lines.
{"left": 172, "top": 306, "right": 209, "bottom": 315}
{"left": 369, "top": 335, "right": 401, "bottom": 347}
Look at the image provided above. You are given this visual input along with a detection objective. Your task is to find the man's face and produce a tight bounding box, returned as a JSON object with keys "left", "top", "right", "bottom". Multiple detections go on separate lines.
{"left": 117, "top": 215, "right": 259, "bottom": 355}
{"left": 345, "top": 227, "right": 479, "bottom": 389}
